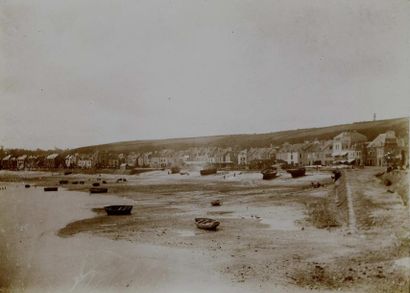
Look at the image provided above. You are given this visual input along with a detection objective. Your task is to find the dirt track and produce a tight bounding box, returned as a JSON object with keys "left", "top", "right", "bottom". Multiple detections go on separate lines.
{"left": 0, "top": 168, "right": 409, "bottom": 292}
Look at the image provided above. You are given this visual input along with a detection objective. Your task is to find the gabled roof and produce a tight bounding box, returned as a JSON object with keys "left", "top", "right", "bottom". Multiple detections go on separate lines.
{"left": 320, "top": 140, "right": 333, "bottom": 151}
{"left": 333, "top": 131, "right": 367, "bottom": 143}
{"left": 368, "top": 131, "right": 396, "bottom": 148}
{"left": 304, "top": 142, "right": 322, "bottom": 153}
{"left": 17, "top": 155, "right": 27, "bottom": 160}
{"left": 278, "top": 143, "right": 305, "bottom": 153}
{"left": 2, "top": 154, "right": 11, "bottom": 161}
{"left": 46, "top": 153, "right": 59, "bottom": 160}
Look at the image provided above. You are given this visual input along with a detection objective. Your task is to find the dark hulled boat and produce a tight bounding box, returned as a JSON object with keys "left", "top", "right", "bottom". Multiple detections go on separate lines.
{"left": 104, "top": 205, "right": 133, "bottom": 215}
{"left": 44, "top": 187, "right": 58, "bottom": 192}
{"left": 261, "top": 168, "right": 278, "bottom": 180}
{"left": 200, "top": 168, "right": 217, "bottom": 176}
{"left": 89, "top": 187, "right": 108, "bottom": 194}
{"left": 287, "top": 167, "right": 306, "bottom": 178}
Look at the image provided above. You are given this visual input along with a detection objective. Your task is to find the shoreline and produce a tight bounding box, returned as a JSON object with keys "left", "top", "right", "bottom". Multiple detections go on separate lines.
{"left": 1, "top": 168, "right": 408, "bottom": 292}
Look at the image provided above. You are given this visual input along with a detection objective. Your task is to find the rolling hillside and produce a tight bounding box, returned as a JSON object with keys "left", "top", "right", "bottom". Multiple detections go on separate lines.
{"left": 73, "top": 117, "right": 409, "bottom": 153}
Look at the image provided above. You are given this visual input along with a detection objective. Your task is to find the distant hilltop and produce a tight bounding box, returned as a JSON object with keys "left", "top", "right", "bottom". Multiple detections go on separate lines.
{"left": 73, "top": 117, "right": 409, "bottom": 153}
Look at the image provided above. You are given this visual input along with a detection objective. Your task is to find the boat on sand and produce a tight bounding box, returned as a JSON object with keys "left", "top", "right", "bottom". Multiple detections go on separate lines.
{"left": 200, "top": 168, "right": 217, "bottom": 176}
{"left": 90, "top": 187, "right": 108, "bottom": 194}
{"left": 195, "top": 218, "right": 220, "bottom": 230}
{"left": 44, "top": 187, "right": 58, "bottom": 192}
{"left": 104, "top": 205, "right": 133, "bottom": 215}
{"left": 287, "top": 167, "right": 306, "bottom": 178}
{"left": 261, "top": 167, "right": 278, "bottom": 180}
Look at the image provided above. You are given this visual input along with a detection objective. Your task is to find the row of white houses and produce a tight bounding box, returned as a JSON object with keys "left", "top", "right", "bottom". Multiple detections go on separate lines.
{"left": 1, "top": 130, "right": 407, "bottom": 171}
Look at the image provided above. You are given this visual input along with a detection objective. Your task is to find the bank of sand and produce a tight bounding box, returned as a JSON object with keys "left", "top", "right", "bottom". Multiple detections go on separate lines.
{"left": 0, "top": 169, "right": 408, "bottom": 292}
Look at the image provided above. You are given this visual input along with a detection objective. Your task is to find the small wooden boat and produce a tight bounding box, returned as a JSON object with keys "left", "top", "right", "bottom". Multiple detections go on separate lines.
{"left": 287, "top": 168, "right": 306, "bottom": 178}
{"left": 195, "top": 218, "right": 220, "bottom": 230}
{"left": 170, "top": 166, "right": 181, "bottom": 174}
{"left": 72, "top": 181, "right": 79, "bottom": 184}
{"left": 92, "top": 182, "right": 100, "bottom": 187}
{"left": 64, "top": 171, "right": 72, "bottom": 175}
{"left": 200, "top": 168, "right": 217, "bottom": 176}
{"left": 89, "top": 187, "right": 108, "bottom": 194}
{"left": 25, "top": 184, "right": 31, "bottom": 188}
{"left": 44, "top": 187, "right": 58, "bottom": 192}
{"left": 104, "top": 205, "right": 133, "bottom": 215}
{"left": 59, "top": 180, "right": 69, "bottom": 185}
{"left": 261, "top": 168, "right": 278, "bottom": 180}
{"left": 211, "top": 200, "right": 221, "bottom": 206}
{"left": 79, "top": 181, "right": 85, "bottom": 184}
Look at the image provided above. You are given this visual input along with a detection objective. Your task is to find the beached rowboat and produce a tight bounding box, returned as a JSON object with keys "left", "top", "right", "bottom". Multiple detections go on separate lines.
{"left": 104, "top": 205, "right": 133, "bottom": 215}
{"left": 195, "top": 218, "right": 220, "bottom": 230}
{"left": 89, "top": 187, "right": 108, "bottom": 194}
{"left": 261, "top": 168, "right": 278, "bottom": 180}
{"left": 200, "top": 168, "right": 217, "bottom": 176}
{"left": 287, "top": 168, "right": 306, "bottom": 178}
{"left": 44, "top": 187, "right": 58, "bottom": 192}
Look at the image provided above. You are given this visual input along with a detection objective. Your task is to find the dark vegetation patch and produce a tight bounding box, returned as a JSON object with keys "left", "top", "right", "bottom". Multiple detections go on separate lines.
{"left": 305, "top": 196, "right": 341, "bottom": 229}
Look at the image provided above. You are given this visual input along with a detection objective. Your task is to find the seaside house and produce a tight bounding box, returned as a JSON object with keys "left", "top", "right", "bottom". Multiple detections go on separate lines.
{"left": 126, "top": 152, "right": 139, "bottom": 167}
{"left": 303, "top": 142, "right": 322, "bottom": 166}
{"left": 77, "top": 154, "right": 95, "bottom": 169}
{"left": 318, "top": 140, "right": 334, "bottom": 165}
{"left": 17, "top": 155, "right": 28, "bottom": 170}
{"left": 2, "top": 155, "right": 16, "bottom": 170}
{"left": 247, "top": 147, "right": 276, "bottom": 168}
{"left": 366, "top": 130, "right": 403, "bottom": 166}
{"left": 45, "top": 153, "right": 61, "bottom": 169}
{"left": 237, "top": 149, "right": 248, "bottom": 166}
{"left": 276, "top": 143, "right": 304, "bottom": 166}
{"left": 108, "top": 154, "right": 120, "bottom": 169}
{"left": 65, "top": 154, "right": 77, "bottom": 168}
{"left": 332, "top": 131, "right": 368, "bottom": 164}
{"left": 27, "top": 155, "right": 39, "bottom": 170}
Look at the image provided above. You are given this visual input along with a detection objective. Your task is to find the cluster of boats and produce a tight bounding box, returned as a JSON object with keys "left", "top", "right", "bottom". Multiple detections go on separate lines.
{"left": 261, "top": 167, "right": 306, "bottom": 180}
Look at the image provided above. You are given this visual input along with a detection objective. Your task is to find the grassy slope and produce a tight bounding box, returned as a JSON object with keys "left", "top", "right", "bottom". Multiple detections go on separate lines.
{"left": 73, "top": 117, "right": 409, "bottom": 153}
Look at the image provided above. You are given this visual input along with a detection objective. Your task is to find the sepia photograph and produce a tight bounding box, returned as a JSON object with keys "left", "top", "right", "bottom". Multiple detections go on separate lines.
{"left": 0, "top": 1, "right": 409, "bottom": 292}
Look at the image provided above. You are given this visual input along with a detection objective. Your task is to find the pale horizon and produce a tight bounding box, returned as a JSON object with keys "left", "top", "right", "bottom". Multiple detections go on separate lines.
{"left": 1, "top": 0, "right": 409, "bottom": 149}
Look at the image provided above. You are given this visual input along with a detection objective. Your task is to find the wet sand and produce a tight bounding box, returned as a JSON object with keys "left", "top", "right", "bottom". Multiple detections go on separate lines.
{"left": 0, "top": 169, "right": 408, "bottom": 292}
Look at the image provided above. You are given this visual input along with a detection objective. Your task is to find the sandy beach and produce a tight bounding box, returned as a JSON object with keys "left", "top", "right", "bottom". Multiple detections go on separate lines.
{"left": 0, "top": 168, "right": 408, "bottom": 292}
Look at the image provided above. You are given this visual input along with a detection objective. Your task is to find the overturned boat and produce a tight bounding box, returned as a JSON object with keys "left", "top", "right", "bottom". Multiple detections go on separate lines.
{"left": 211, "top": 200, "right": 221, "bottom": 206}
{"left": 44, "top": 187, "right": 58, "bottom": 192}
{"left": 200, "top": 167, "right": 217, "bottom": 176}
{"left": 104, "top": 205, "right": 133, "bottom": 216}
{"left": 89, "top": 187, "right": 108, "bottom": 194}
{"left": 261, "top": 167, "right": 278, "bottom": 180}
{"left": 195, "top": 218, "right": 220, "bottom": 230}
{"left": 287, "top": 167, "right": 306, "bottom": 178}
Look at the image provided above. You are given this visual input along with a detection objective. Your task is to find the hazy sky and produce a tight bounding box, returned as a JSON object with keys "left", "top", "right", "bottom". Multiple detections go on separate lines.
{"left": 1, "top": 0, "right": 409, "bottom": 149}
